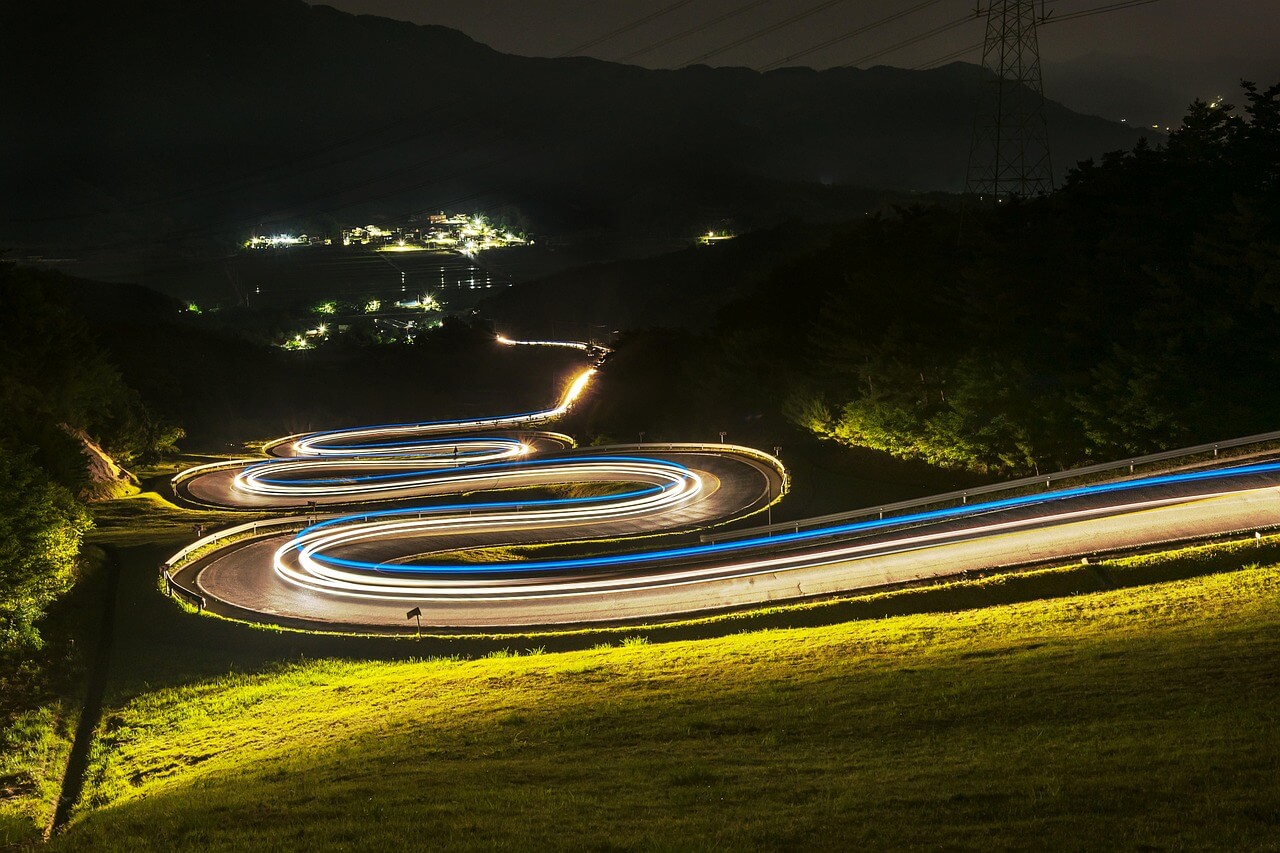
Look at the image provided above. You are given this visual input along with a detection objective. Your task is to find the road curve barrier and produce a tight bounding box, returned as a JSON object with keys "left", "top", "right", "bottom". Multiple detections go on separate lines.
{"left": 703, "top": 429, "right": 1280, "bottom": 543}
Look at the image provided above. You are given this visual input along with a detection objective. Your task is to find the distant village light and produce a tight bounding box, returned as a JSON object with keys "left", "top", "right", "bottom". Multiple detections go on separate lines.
{"left": 246, "top": 210, "right": 529, "bottom": 257}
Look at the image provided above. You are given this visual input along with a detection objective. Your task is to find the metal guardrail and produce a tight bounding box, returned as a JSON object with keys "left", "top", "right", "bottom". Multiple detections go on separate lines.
{"left": 596, "top": 442, "right": 790, "bottom": 496}
{"left": 701, "top": 429, "right": 1280, "bottom": 544}
{"left": 523, "top": 430, "right": 578, "bottom": 448}
{"left": 160, "top": 568, "right": 207, "bottom": 611}
{"left": 170, "top": 457, "right": 260, "bottom": 491}
{"left": 164, "top": 515, "right": 313, "bottom": 574}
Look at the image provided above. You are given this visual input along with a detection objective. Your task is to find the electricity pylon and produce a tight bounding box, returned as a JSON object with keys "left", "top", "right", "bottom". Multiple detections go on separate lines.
{"left": 965, "top": 1, "right": 1054, "bottom": 199}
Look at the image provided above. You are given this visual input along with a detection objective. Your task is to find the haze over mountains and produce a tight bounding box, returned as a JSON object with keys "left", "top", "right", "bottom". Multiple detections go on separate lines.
{"left": 4, "top": 0, "right": 1139, "bottom": 251}
{"left": 1044, "top": 52, "right": 1280, "bottom": 131}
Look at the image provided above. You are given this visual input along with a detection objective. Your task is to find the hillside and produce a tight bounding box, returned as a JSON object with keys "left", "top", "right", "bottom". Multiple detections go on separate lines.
{"left": 51, "top": 556, "right": 1280, "bottom": 850}
{"left": 2, "top": 0, "right": 1137, "bottom": 253}
{"left": 479, "top": 219, "right": 841, "bottom": 337}
{"left": 533, "top": 85, "right": 1280, "bottom": 474}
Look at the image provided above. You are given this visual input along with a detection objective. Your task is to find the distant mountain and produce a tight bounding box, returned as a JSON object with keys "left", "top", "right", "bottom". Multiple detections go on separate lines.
{"left": 3, "top": 0, "right": 1139, "bottom": 250}
{"left": 1045, "top": 52, "right": 1280, "bottom": 131}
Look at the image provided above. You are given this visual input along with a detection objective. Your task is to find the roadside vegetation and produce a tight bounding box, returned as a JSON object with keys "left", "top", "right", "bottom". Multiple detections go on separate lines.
{"left": 576, "top": 83, "right": 1280, "bottom": 476}
{"left": 0, "top": 272, "right": 178, "bottom": 846}
{"left": 52, "top": 558, "right": 1280, "bottom": 850}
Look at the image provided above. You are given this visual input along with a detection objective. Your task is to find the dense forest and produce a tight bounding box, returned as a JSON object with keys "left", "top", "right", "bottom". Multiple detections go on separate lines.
{"left": 580, "top": 83, "right": 1280, "bottom": 474}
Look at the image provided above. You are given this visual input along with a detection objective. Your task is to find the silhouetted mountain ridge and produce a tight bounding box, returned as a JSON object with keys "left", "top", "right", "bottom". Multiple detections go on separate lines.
{"left": 4, "top": 0, "right": 1138, "bottom": 247}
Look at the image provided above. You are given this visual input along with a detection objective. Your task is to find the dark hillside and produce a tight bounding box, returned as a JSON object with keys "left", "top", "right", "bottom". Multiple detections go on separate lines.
{"left": 3, "top": 0, "right": 1137, "bottom": 253}
{"left": 569, "top": 85, "right": 1280, "bottom": 473}
{"left": 479, "top": 220, "right": 841, "bottom": 337}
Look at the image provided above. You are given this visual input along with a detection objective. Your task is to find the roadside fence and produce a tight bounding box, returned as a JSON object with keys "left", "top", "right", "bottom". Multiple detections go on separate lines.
{"left": 702, "top": 429, "right": 1280, "bottom": 543}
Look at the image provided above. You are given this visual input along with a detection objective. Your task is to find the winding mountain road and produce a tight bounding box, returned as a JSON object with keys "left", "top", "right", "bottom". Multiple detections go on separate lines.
{"left": 166, "top": 338, "right": 1280, "bottom": 631}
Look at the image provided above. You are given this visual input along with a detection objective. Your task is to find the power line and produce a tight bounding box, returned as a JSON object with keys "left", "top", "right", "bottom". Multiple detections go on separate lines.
{"left": 618, "top": 0, "right": 776, "bottom": 63}
{"left": 875, "top": 0, "right": 1167, "bottom": 71}
{"left": 1046, "top": 0, "right": 1164, "bottom": 24}
{"left": 680, "top": 0, "right": 849, "bottom": 67}
{"left": 842, "top": 14, "right": 973, "bottom": 68}
{"left": 757, "top": 0, "right": 947, "bottom": 71}
{"left": 557, "top": 0, "right": 702, "bottom": 57}
{"left": 913, "top": 41, "right": 983, "bottom": 70}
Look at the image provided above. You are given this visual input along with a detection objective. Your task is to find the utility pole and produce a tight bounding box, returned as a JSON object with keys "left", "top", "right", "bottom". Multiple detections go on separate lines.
{"left": 965, "top": 1, "right": 1054, "bottom": 200}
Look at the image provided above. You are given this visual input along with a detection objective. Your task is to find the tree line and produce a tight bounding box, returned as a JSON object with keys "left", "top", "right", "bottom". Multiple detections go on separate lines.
{"left": 585, "top": 83, "right": 1280, "bottom": 476}
{"left": 0, "top": 268, "right": 187, "bottom": 651}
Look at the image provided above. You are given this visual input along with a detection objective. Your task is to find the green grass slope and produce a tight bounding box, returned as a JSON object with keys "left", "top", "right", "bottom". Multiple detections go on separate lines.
{"left": 56, "top": 565, "right": 1279, "bottom": 850}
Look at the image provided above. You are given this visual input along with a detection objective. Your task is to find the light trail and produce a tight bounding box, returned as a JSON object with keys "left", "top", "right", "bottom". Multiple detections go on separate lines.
{"left": 271, "top": 459, "right": 1280, "bottom": 601}
{"left": 233, "top": 438, "right": 533, "bottom": 497}
{"left": 273, "top": 489, "right": 1230, "bottom": 601}
{"left": 169, "top": 336, "right": 1279, "bottom": 628}
{"left": 280, "top": 366, "right": 597, "bottom": 457}
{"left": 172, "top": 336, "right": 782, "bottom": 612}
{"left": 496, "top": 334, "right": 602, "bottom": 353}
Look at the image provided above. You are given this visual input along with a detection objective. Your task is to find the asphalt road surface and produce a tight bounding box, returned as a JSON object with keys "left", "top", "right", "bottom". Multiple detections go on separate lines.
{"left": 166, "top": 347, "right": 1280, "bottom": 631}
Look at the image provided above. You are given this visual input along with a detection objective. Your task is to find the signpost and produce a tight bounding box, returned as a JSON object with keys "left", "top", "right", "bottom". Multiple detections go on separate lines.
{"left": 406, "top": 606, "right": 422, "bottom": 638}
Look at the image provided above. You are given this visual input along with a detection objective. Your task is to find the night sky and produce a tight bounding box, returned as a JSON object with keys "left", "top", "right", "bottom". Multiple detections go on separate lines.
{"left": 313, "top": 0, "right": 1280, "bottom": 126}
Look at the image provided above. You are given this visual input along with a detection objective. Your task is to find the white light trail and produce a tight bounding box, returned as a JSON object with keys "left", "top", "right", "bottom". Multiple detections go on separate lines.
{"left": 283, "top": 367, "right": 596, "bottom": 457}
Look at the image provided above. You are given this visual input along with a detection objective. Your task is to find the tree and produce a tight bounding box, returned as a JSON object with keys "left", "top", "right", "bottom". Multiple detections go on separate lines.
{"left": 0, "top": 447, "right": 92, "bottom": 651}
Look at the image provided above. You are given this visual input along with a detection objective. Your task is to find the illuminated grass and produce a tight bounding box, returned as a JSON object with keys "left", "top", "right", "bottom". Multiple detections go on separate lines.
{"left": 87, "top": 492, "right": 248, "bottom": 547}
{"left": 56, "top": 565, "right": 1280, "bottom": 850}
{"left": 0, "top": 546, "right": 115, "bottom": 846}
{"left": 0, "top": 703, "right": 74, "bottom": 845}
{"left": 419, "top": 545, "right": 530, "bottom": 565}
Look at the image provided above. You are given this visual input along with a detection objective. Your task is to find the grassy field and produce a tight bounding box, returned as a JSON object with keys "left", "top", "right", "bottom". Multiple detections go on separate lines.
{"left": 50, "top": 559, "right": 1280, "bottom": 850}
{"left": 0, "top": 547, "right": 116, "bottom": 847}
{"left": 0, "top": 700, "right": 75, "bottom": 845}
{"left": 85, "top": 490, "right": 254, "bottom": 547}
